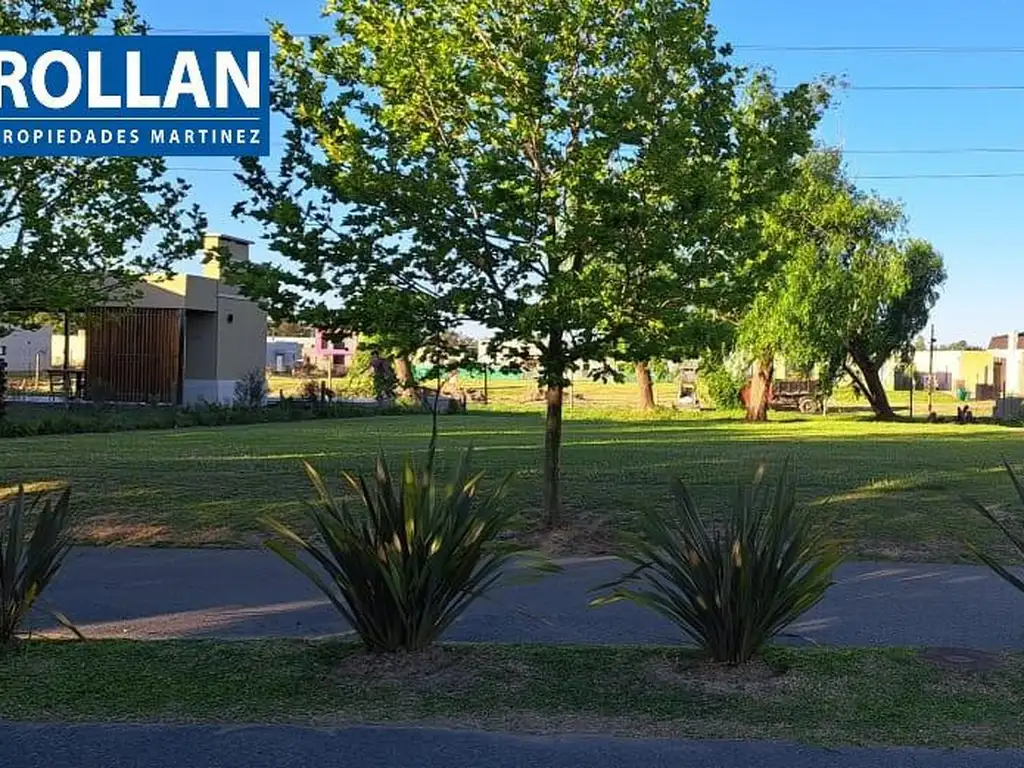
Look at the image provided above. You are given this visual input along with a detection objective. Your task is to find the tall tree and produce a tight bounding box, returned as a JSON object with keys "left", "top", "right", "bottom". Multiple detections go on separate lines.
{"left": 739, "top": 151, "right": 946, "bottom": 419}
{"left": 0, "top": 1, "right": 206, "bottom": 329}
{"left": 234, "top": 0, "right": 826, "bottom": 526}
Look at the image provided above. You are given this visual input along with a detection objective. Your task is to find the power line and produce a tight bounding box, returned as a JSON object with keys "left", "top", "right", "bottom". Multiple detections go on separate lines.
{"left": 734, "top": 44, "right": 1024, "bottom": 54}
{"left": 114, "top": 25, "right": 1024, "bottom": 57}
{"left": 163, "top": 165, "right": 1024, "bottom": 181}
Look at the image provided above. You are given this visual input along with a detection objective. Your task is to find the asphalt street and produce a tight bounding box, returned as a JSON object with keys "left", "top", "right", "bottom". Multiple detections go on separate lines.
{"left": 24, "top": 546, "right": 1024, "bottom": 648}
{"left": 2, "top": 723, "right": 1023, "bottom": 768}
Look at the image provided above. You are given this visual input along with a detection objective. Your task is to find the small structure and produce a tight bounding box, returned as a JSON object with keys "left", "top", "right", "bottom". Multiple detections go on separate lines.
{"left": 266, "top": 335, "right": 307, "bottom": 373}
{"left": 0, "top": 325, "right": 51, "bottom": 374}
{"left": 84, "top": 233, "right": 267, "bottom": 405}
{"left": 988, "top": 331, "right": 1024, "bottom": 397}
{"left": 305, "top": 330, "right": 358, "bottom": 375}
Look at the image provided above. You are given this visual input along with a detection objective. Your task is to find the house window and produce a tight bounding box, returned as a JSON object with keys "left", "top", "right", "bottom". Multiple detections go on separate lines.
{"left": 0, "top": 345, "right": 5, "bottom": 356}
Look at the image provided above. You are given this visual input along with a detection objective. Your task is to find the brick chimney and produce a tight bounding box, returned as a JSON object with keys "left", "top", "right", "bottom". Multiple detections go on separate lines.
{"left": 202, "top": 233, "right": 252, "bottom": 281}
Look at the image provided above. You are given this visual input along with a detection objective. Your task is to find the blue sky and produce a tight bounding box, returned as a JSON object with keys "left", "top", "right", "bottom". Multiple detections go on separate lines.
{"left": 137, "top": 0, "right": 1024, "bottom": 346}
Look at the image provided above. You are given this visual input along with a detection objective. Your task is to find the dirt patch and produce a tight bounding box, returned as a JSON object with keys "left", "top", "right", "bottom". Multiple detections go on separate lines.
{"left": 920, "top": 647, "right": 1004, "bottom": 674}
{"left": 855, "top": 538, "right": 962, "bottom": 563}
{"left": 332, "top": 647, "right": 534, "bottom": 696}
{"left": 645, "top": 653, "right": 793, "bottom": 696}
{"left": 522, "top": 520, "right": 617, "bottom": 557}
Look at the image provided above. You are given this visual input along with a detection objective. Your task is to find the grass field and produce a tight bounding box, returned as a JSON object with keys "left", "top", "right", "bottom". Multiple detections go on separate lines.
{"left": 2, "top": 640, "right": 1023, "bottom": 748}
{"left": 1, "top": 408, "right": 1021, "bottom": 560}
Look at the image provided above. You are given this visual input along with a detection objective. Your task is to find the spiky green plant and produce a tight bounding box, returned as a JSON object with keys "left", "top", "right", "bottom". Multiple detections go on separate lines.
{"left": 1, "top": 485, "right": 77, "bottom": 650}
{"left": 593, "top": 462, "right": 842, "bottom": 664}
{"left": 965, "top": 460, "right": 1024, "bottom": 592}
{"left": 264, "top": 449, "right": 542, "bottom": 652}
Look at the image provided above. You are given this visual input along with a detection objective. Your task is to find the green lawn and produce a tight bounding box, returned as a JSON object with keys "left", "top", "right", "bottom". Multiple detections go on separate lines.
{"left": 1, "top": 640, "right": 1022, "bottom": 748}
{"left": 0, "top": 410, "right": 1021, "bottom": 560}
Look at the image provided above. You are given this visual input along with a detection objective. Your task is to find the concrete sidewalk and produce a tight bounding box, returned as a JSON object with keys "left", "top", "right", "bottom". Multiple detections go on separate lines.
{"left": 26, "top": 547, "right": 1024, "bottom": 648}
{"left": 2, "top": 723, "right": 1023, "bottom": 768}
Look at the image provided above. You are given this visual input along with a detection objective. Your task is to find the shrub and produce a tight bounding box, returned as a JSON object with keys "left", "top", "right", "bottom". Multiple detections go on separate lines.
{"left": 0, "top": 485, "right": 77, "bottom": 650}
{"left": 965, "top": 460, "right": 1024, "bottom": 592}
{"left": 593, "top": 462, "right": 841, "bottom": 665}
{"left": 234, "top": 369, "right": 269, "bottom": 408}
{"left": 695, "top": 358, "right": 744, "bottom": 410}
{"left": 263, "top": 449, "right": 538, "bottom": 652}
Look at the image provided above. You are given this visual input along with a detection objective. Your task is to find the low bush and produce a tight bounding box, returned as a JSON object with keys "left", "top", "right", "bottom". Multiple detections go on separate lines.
{"left": 0, "top": 399, "right": 425, "bottom": 439}
{"left": 263, "top": 449, "right": 545, "bottom": 652}
{"left": 695, "top": 358, "right": 744, "bottom": 410}
{"left": 0, "top": 485, "right": 77, "bottom": 651}
{"left": 593, "top": 461, "right": 842, "bottom": 665}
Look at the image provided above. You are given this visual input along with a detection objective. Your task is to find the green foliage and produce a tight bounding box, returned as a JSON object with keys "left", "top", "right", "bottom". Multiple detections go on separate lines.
{"left": 263, "top": 450, "right": 540, "bottom": 652}
{"left": 0, "top": 1, "right": 204, "bottom": 322}
{"left": 233, "top": 369, "right": 269, "bottom": 409}
{"left": 0, "top": 485, "right": 76, "bottom": 650}
{"left": 737, "top": 151, "right": 945, "bottom": 419}
{"left": 233, "top": 0, "right": 830, "bottom": 524}
{"left": 334, "top": 350, "right": 374, "bottom": 398}
{"left": 695, "top": 359, "right": 744, "bottom": 410}
{"left": 966, "top": 461, "right": 1024, "bottom": 594}
{"left": 593, "top": 462, "right": 842, "bottom": 664}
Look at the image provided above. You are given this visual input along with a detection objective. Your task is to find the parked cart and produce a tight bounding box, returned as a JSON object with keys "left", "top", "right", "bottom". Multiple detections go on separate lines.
{"left": 771, "top": 379, "right": 822, "bottom": 414}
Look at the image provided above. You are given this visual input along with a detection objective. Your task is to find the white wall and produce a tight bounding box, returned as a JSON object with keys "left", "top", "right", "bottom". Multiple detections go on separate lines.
{"left": 0, "top": 326, "right": 52, "bottom": 373}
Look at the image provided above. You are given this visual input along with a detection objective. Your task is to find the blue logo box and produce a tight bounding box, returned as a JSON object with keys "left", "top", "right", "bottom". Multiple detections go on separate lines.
{"left": 0, "top": 35, "right": 270, "bottom": 157}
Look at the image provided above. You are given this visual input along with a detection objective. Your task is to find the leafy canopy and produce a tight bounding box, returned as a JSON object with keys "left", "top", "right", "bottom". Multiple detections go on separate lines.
{"left": 0, "top": 1, "right": 205, "bottom": 324}
{"left": 234, "top": 0, "right": 829, "bottom": 387}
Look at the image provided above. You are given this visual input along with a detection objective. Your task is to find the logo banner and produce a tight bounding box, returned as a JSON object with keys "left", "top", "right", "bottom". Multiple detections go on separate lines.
{"left": 0, "top": 35, "right": 270, "bottom": 157}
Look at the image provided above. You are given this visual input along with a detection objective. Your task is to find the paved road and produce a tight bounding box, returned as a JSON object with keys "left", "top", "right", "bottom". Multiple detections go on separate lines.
{"left": 25, "top": 547, "right": 1024, "bottom": 648}
{"left": 1, "top": 723, "right": 1023, "bottom": 768}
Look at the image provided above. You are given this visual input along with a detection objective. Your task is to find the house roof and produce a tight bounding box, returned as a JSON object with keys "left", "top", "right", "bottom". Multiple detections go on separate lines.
{"left": 988, "top": 334, "right": 1024, "bottom": 350}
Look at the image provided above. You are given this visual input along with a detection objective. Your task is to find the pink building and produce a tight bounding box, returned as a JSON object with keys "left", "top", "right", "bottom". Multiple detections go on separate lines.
{"left": 305, "top": 330, "right": 358, "bottom": 374}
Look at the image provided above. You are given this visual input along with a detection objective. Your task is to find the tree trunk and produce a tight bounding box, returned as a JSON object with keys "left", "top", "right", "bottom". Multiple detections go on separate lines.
{"left": 543, "top": 383, "right": 564, "bottom": 528}
{"left": 849, "top": 349, "right": 895, "bottom": 419}
{"left": 745, "top": 355, "right": 774, "bottom": 422}
{"left": 394, "top": 355, "right": 415, "bottom": 394}
{"left": 636, "top": 361, "right": 655, "bottom": 410}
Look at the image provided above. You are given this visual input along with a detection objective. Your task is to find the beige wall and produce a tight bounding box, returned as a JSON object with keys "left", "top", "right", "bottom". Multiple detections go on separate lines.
{"left": 216, "top": 296, "right": 267, "bottom": 380}
{"left": 51, "top": 330, "right": 86, "bottom": 368}
{"left": 184, "top": 310, "right": 218, "bottom": 380}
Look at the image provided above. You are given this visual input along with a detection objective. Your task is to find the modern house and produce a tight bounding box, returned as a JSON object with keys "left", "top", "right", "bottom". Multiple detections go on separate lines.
{"left": 266, "top": 335, "right": 307, "bottom": 373}
{"left": 0, "top": 325, "right": 51, "bottom": 374}
{"left": 988, "top": 331, "right": 1024, "bottom": 397}
{"left": 879, "top": 348, "right": 996, "bottom": 398}
{"left": 305, "top": 329, "right": 358, "bottom": 375}
{"left": 83, "top": 233, "right": 268, "bottom": 404}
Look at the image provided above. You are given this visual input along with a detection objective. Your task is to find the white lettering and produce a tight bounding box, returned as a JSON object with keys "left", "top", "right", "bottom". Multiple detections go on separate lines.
{"left": 163, "top": 52, "right": 209, "bottom": 108}
{"left": 151, "top": 128, "right": 165, "bottom": 143}
{"left": 87, "top": 51, "right": 120, "bottom": 108}
{"left": 32, "top": 50, "right": 81, "bottom": 109}
{"left": 249, "top": 128, "right": 260, "bottom": 144}
{"left": 0, "top": 52, "right": 28, "bottom": 108}
{"left": 215, "top": 51, "right": 259, "bottom": 108}
{"left": 125, "top": 51, "right": 159, "bottom": 108}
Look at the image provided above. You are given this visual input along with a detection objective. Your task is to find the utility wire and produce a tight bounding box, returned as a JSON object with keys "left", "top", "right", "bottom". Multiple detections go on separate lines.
{"left": 161, "top": 165, "right": 1024, "bottom": 181}
{"left": 106, "top": 24, "right": 1024, "bottom": 56}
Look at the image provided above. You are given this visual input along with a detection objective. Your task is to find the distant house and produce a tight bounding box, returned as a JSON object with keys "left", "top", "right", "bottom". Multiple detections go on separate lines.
{"left": 988, "top": 331, "right": 1024, "bottom": 396}
{"left": 305, "top": 330, "right": 358, "bottom": 375}
{"left": 83, "top": 233, "right": 268, "bottom": 404}
{"left": 266, "top": 336, "right": 307, "bottom": 373}
{"left": 0, "top": 325, "right": 51, "bottom": 374}
{"left": 878, "top": 348, "right": 995, "bottom": 397}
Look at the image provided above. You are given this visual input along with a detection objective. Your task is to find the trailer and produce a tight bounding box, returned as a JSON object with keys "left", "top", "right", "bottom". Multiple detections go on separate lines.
{"left": 771, "top": 378, "right": 822, "bottom": 414}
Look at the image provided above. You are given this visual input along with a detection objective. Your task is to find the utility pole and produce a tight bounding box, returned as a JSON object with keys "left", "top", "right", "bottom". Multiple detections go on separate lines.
{"left": 908, "top": 362, "right": 915, "bottom": 419}
{"left": 927, "top": 324, "right": 936, "bottom": 415}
